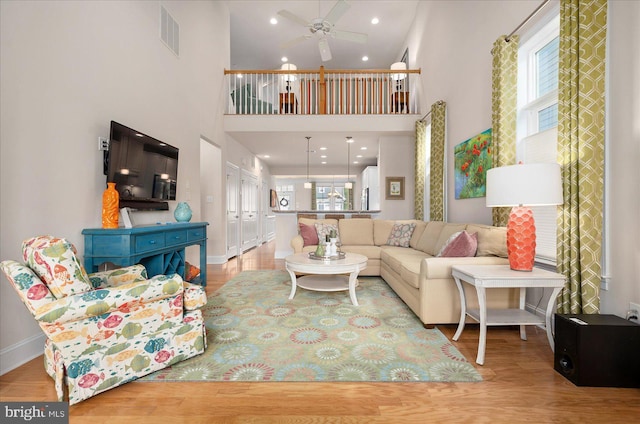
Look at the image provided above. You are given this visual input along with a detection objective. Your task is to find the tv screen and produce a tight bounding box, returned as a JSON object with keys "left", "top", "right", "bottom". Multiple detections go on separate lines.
{"left": 105, "top": 121, "right": 178, "bottom": 209}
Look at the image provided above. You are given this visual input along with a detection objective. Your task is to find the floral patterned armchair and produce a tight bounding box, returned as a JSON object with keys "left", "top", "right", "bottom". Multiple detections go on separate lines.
{"left": 0, "top": 235, "right": 207, "bottom": 405}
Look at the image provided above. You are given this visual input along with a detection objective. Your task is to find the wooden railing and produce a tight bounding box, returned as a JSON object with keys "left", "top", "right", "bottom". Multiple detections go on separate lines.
{"left": 224, "top": 66, "right": 421, "bottom": 116}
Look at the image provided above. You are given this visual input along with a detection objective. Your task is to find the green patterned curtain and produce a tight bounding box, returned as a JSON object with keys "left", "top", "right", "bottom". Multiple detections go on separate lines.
{"left": 557, "top": 0, "right": 607, "bottom": 314}
{"left": 429, "top": 101, "right": 447, "bottom": 221}
{"left": 414, "top": 120, "right": 427, "bottom": 220}
{"left": 310, "top": 182, "right": 317, "bottom": 210}
{"left": 490, "top": 35, "right": 519, "bottom": 227}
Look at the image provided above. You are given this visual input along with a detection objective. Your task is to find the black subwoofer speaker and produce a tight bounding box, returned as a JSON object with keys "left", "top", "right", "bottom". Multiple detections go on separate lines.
{"left": 554, "top": 314, "right": 640, "bottom": 388}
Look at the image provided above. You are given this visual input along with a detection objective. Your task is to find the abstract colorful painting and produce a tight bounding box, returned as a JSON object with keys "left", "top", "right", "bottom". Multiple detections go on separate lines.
{"left": 454, "top": 128, "right": 492, "bottom": 199}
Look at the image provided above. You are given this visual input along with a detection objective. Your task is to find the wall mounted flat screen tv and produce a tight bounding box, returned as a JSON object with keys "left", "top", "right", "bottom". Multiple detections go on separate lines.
{"left": 105, "top": 121, "right": 179, "bottom": 210}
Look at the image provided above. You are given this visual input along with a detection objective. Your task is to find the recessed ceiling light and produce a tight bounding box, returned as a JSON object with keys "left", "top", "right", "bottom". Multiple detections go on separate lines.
{"left": 270, "top": 18, "right": 278, "bottom": 25}
{"left": 321, "top": 161, "right": 327, "bottom": 164}
{"left": 371, "top": 17, "right": 379, "bottom": 24}
{"left": 360, "top": 147, "right": 367, "bottom": 150}
{"left": 281, "top": 57, "right": 288, "bottom": 62}
{"left": 356, "top": 154, "right": 363, "bottom": 158}
{"left": 321, "top": 155, "right": 327, "bottom": 158}
{"left": 320, "top": 147, "right": 327, "bottom": 150}
{"left": 353, "top": 161, "right": 359, "bottom": 164}
{"left": 362, "top": 56, "right": 368, "bottom": 61}
{"left": 263, "top": 155, "right": 270, "bottom": 158}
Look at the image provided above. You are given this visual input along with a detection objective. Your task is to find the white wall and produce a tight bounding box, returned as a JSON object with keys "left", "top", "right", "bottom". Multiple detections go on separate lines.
{"left": 601, "top": 0, "right": 640, "bottom": 317}
{"left": 378, "top": 135, "right": 415, "bottom": 219}
{"left": 406, "top": 0, "right": 640, "bottom": 317}
{"left": 0, "top": 0, "right": 230, "bottom": 373}
{"left": 407, "top": 0, "right": 534, "bottom": 225}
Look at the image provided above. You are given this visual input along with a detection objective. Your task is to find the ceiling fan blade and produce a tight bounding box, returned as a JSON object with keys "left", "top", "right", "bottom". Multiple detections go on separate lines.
{"left": 280, "top": 35, "right": 310, "bottom": 50}
{"left": 324, "top": 0, "right": 350, "bottom": 26}
{"left": 277, "top": 10, "right": 310, "bottom": 27}
{"left": 318, "top": 38, "right": 332, "bottom": 62}
{"left": 332, "top": 29, "right": 368, "bottom": 44}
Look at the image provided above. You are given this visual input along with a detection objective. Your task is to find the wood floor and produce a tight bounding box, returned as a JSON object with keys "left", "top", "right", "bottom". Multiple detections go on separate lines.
{"left": 1, "top": 241, "right": 638, "bottom": 423}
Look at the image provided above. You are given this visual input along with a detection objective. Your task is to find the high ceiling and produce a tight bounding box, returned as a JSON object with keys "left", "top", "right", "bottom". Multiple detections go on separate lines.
{"left": 225, "top": 0, "right": 420, "bottom": 173}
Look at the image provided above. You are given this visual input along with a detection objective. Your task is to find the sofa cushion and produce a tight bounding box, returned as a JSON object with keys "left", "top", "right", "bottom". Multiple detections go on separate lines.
{"left": 380, "top": 247, "right": 428, "bottom": 289}
{"left": 433, "top": 224, "right": 468, "bottom": 255}
{"left": 416, "top": 221, "right": 447, "bottom": 255}
{"left": 339, "top": 218, "right": 374, "bottom": 245}
{"left": 437, "top": 231, "right": 478, "bottom": 257}
{"left": 404, "top": 220, "right": 427, "bottom": 249}
{"left": 341, "top": 245, "right": 382, "bottom": 259}
{"left": 22, "top": 236, "right": 93, "bottom": 299}
{"left": 315, "top": 222, "right": 340, "bottom": 244}
{"left": 373, "top": 220, "right": 394, "bottom": 246}
{"left": 466, "top": 224, "right": 508, "bottom": 257}
{"left": 386, "top": 223, "right": 416, "bottom": 247}
{"left": 299, "top": 222, "right": 319, "bottom": 246}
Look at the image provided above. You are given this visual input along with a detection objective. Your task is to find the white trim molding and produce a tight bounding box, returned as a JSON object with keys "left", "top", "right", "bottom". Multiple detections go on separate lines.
{"left": 0, "top": 333, "right": 45, "bottom": 376}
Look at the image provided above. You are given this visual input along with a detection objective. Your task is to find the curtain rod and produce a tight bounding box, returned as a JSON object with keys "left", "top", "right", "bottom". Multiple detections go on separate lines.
{"left": 506, "top": 0, "right": 551, "bottom": 41}
{"left": 420, "top": 100, "right": 444, "bottom": 121}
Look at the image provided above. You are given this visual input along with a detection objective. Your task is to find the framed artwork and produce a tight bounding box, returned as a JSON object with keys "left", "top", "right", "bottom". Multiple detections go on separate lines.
{"left": 269, "top": 189, "right": 278, "bottom": 208}
{"left": 385, "top": 177, "right": 405, "bottom": 200}
{"left": 454, "top": 128, "right": 492, "bottom": 199}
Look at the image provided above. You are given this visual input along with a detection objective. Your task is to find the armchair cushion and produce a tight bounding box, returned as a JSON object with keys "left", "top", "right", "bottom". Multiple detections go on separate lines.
{"left": 88, "top": 264, "right": 148, "bottom": 288}
{"left": 0, "top": 260, "right": 57, "bottom": 316}
{"left": 22, "top": 236, "right": 92, "bottom": 298}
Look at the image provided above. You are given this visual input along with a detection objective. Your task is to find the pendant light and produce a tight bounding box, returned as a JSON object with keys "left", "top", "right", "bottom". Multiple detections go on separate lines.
{"left": 344, "top": 136, "right": 353, "bottom": 189}
{"left": 304, "top": 136, "right": 312, "bottom": 189}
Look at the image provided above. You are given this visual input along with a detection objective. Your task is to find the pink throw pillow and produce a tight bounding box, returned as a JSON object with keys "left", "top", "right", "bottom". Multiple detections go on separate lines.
{"left": 299, "top": 223, "right": 319, "bottom": 246}
{"left": 438, "top": 231, "right": 478, "bottom": 257}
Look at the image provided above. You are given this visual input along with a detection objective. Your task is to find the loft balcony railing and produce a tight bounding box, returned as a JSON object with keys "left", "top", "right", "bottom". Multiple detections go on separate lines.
{"left": 224, "top": 66, "right": 421, "bottom": 116}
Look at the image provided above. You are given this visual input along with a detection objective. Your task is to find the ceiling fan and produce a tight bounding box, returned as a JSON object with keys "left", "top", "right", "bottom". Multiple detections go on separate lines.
{"left": 278, "top": 0, "right": 368, "bottom": 62}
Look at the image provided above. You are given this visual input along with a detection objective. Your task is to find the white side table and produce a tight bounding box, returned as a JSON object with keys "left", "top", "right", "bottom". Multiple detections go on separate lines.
{"left": 451, "top": 264, "right": 565, "bottom": 365}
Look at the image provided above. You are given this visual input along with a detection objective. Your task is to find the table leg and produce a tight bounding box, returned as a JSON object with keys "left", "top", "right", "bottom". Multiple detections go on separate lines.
{"left": 519, "top": 287, "right": 527, "bottom": 341}
{"left": 452, "top": 276, "right": 467, "bottom": 341}
{"left": 476, "top": 286, "right": 487, "bottom": 365}
{"left": 348, "top": 271, "right": 359, "bottom": 306}
{"left": 545, "top": 287, "right": 563, "bottom": 350}
{"left": 286, "top": 267, "right": 297, "bottom": 300}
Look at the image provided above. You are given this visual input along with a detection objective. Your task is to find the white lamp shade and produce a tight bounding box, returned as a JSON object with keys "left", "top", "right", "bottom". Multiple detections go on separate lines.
{"left": 304, "top": 182, "right": 312, "bottom": 189}
{"left": 344, "top": 182, "right": 353, "bottom": 189}
{"left": 281, "top": 63, "right": 297, "bottom": 82}
{"left": 390, "top": 62, "right": 407, "bottom": 80}
{"left": 486, "top": 163, "right": 563, "bottom": 207}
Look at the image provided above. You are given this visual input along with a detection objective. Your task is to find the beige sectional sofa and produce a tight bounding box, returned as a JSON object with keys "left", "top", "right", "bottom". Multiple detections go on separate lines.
{"left": 291, "top": 217, "right": 518, "bottom": 326}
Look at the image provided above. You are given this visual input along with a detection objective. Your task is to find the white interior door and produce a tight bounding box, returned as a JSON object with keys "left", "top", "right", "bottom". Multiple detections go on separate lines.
{"left": 241, "top": 170, "right": 258, "bottom": 252}
{"left": 226, "top": 163, "right": 240, "bottom": 259}
{"left": 261, "top": 180, "right": 268, "bottom": 243}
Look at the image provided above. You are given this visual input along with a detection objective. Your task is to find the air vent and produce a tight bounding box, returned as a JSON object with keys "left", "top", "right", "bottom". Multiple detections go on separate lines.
{"left": 160, "top": 5, "right": 179, "bottom": 56}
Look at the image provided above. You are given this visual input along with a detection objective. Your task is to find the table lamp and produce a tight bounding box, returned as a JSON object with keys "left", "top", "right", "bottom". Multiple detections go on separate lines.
{"left": 486, "top": 163, "right": 563, "bottom": 271}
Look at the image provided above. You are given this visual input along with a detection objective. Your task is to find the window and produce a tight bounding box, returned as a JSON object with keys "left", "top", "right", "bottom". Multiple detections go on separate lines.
{"left": 275, "top": 184, "right": 294, "bottom": 210}
{"left": 315, "top": 184, "right": 346, "bottom": 211}
{"left": 516, "top": 13, "right": 559, "bottom": 263}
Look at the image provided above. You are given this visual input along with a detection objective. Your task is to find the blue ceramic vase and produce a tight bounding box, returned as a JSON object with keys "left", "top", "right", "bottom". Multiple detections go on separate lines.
{"left": 174, "top": 202, "right": 192, "bottom": 222}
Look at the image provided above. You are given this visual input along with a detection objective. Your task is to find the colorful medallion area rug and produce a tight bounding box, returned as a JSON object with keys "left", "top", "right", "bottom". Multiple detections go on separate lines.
{"left": 141, "top": 270, "right": 481, "bottom": 383}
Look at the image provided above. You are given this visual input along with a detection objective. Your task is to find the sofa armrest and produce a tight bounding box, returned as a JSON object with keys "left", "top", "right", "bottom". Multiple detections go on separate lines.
{"left": 33, "top": 274, "right": 184, "bottom": 324}
{"left": 420, "top": 256, "right": 509, "bottom": 280}
{"left": 291, "top": 235, "right": 305, "bottom": 253}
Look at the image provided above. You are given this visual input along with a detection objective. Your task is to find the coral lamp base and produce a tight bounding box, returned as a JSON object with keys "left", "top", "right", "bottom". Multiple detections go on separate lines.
{"left": 506, "top": 206, "right": 536, "bottom": 271}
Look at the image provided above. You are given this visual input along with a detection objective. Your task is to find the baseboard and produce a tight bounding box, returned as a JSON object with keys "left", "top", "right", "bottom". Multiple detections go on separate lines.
{"left": 0, "top": 333, "right": 45, "bottom": 376}
{"left": 207, "top": 254, "right": 228, "bottom": 265}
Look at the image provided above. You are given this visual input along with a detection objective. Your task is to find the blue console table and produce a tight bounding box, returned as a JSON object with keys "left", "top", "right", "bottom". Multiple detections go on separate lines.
{"left": 82, "top": 222, "right": 208, "bottom": 286}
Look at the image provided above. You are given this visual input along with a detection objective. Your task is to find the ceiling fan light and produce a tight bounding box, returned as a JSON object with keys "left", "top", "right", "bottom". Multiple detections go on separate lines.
{"left": 318, "top": 38, "right": 332, "bottom": 62}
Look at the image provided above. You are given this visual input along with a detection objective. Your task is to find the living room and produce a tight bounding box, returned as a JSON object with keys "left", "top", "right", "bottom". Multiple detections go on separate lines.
{"left": 1, "top": 0, "right": 638, "bottom": 422}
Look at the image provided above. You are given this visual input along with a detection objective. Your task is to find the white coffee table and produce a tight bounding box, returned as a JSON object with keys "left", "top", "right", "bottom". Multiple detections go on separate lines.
{"left": 285, "top": 252, "right": 368, "bottom": 305}
{"left": 451, "top": 264, "right": 566, "bottom": 365}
